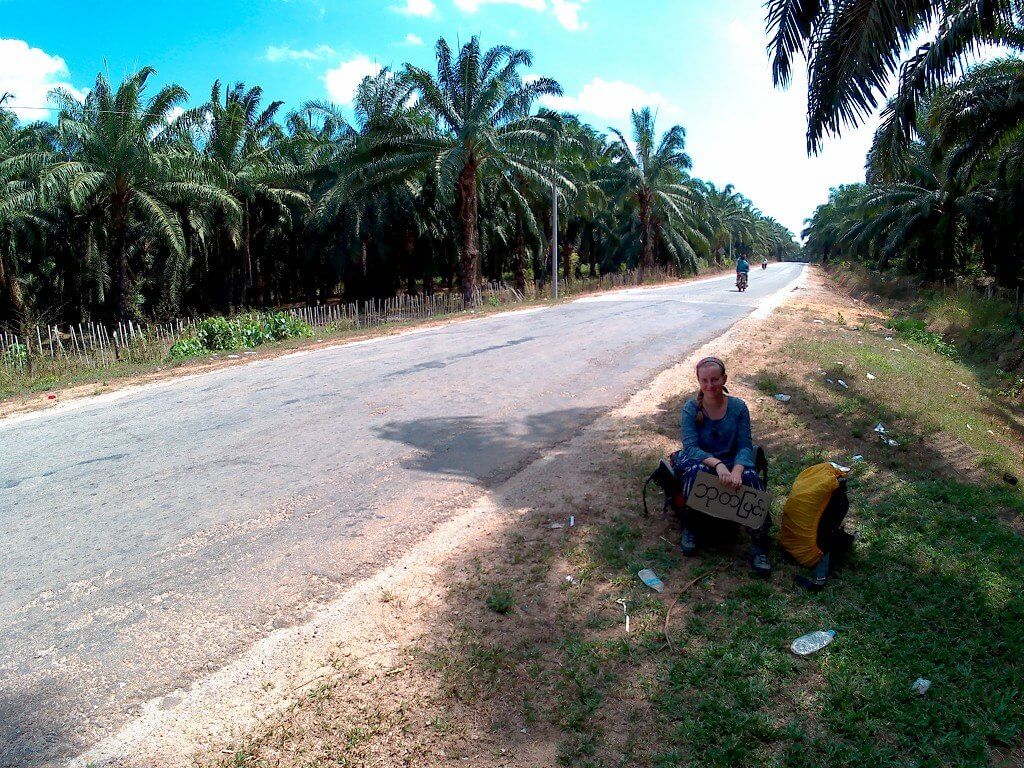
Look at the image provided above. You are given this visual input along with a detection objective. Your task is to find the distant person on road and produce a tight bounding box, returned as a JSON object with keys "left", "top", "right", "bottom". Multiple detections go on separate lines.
{"left": 669, "top": 356, "right": 771, "bottom": 577}
{"left": 762, "top": 257, "right": 768, "bottom": 270}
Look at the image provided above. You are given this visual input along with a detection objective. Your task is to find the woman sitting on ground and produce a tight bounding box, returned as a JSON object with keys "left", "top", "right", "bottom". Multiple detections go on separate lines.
{"left": 670, "top": 356, "right": 771, "bottom": 576}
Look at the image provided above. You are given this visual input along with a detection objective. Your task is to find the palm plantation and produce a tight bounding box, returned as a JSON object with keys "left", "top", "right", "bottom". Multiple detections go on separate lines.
{"left": 0, "top": 36, "right": 798, "bottom": 328}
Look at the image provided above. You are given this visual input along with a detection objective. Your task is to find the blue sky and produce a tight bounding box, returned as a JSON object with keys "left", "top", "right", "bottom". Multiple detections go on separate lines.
{"left": 1, "top": 0, "right": 886, "bottom": 236}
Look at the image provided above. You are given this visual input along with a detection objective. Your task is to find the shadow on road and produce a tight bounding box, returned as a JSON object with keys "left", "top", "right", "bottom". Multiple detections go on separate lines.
{"left": 374, "top": 407, "right": 607, "bottom": 487}
{"left": 0, "top": 682, "right": 83, "bottom": 768}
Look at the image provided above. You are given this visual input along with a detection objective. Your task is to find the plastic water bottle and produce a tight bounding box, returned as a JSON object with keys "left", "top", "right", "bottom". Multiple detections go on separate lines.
{"left": 791, "top": 629, "right": 836, "bottom": 656}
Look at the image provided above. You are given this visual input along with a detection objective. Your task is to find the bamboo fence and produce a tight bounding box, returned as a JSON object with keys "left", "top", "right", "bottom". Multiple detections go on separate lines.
{"left": 0, "top": 267, "right": 671, "bottom": 381}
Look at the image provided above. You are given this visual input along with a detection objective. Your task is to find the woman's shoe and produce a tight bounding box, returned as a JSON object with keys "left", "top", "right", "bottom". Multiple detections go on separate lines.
{"left": 749, "top": 546, "right": 772, "bottom": 577}
{"left": 680, "top": 528, "right": 698, "bottom": 555}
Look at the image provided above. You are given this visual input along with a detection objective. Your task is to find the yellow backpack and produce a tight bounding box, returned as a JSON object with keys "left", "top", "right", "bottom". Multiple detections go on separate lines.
{"left": 780, "top": 462, "right": 847, "bottom": 567}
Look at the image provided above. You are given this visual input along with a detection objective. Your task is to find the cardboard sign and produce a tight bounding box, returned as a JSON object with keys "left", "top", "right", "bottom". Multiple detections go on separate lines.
{"left": 688, "top": 473, "right": 771, "bottom": 529}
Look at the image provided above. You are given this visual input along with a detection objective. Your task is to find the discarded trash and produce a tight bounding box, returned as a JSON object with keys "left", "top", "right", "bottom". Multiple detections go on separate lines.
{"left": 569, "top": 515, "right": 575, "bottom": 527}
{"left": 47, "top": 394, "right": 56, "bottom": 400}
{"left": 830, "top": 462, "right": 852, "bottom": 473}
{"left": 966, "top": 424, "right": 973, "bottom": 431}
{"left": 227, "top": 354, "right": 240, "bottom": 359}
{"left": 813, "top": 319, "right": 824, "bottom": 324}
{"left": 548, "top": 523, "right": 564, "bottom": 529}
{"left": 826, "top": 378, "right": 835, "bottom": 385}
{"left": 565, "top": 575, "right": 575, "bottom": 584}
{"left": 866, "top": 373, "right": 877, "bottom": 380}
{"left": 616, "top": 599, "right": 630, "bottom": 633}
{"left": 911, "top": 678, "right": 932, "bottom": 695}
{"left": 890, "top": 348, "right": 903, "bottom": 353}
{"left": 885, "top": 336, "right": 894, "bottom": 341}
{"left": 882, "top": 437, "right": 900, "bottom": 447}
{"left": 972, "top": 516, "right": 978, "bottom": 523}
{"left": 1004, "top": 474, "right": 1019, "bottom": 486}
{"left": 851, "top": 455, "right": 864, "bottom": 462}
{"left": 838, "top": 380, "right": 848, "bottom": 389}
{"left": 774, "top": 393, "right": 792, "bottom": 403}
{"left": 791, "top": 629, "right": 836, "bottom": 656}
{"left": 988, "top": 429, "right": 996, "bottom": 436}
{"left": 637, "top": 568, "right": 664, "bottom": 593}
{"left": 874, "top": 423, "right": 887, "bottom": 434}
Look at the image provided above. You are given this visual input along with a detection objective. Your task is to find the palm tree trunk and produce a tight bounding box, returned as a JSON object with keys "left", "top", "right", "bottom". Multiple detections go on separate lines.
{"left": 0, "top": 243, "right": 26, "bottom": 320}
{"left": 110, "top": 187, "right": 131, "bottom": 321}
{"left": 513, "top": 213, "right": 527, "bottom": 294}
{"left": 638, "top": 190, "right": 653, "bottom": 279}
{"left": 405, "top": 226, "right": 417, "bottom": 296}
{"left": 456, "top": 160, "right": 480, "bottom": 305}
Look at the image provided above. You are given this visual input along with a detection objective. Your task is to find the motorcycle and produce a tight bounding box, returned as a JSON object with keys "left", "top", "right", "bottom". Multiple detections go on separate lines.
{"left": 736, "top": 272, "right": 748, "bottom": 292}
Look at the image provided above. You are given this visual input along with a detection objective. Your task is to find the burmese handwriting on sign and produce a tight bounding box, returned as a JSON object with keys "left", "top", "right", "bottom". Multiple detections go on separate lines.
{"left": 688, "top": 473, "right": 771, "bottom": 530}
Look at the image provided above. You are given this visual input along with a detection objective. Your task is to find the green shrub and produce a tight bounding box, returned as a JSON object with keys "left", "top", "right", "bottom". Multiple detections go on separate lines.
{"left": 169, "top": 336, "right": 206, "bottom": 359}
{"left": 195, "top": 316, "right": 240, "bottom": 351}
{"left": 168, "top": 311, "right": 313, "bottom": 360}
{"left": 2, "top": 342, "right": 28, "bottom": 365}
{"left": 889, "top": 315, "right": 960, "bottom": 360}
{"left": 261, "top": 311, "right": 313, "bottom": 341}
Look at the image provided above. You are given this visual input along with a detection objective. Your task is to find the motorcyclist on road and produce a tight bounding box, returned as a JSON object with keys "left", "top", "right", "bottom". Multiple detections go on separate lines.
{"left": 736, "top": 255, "right": 750, "bottom": 277}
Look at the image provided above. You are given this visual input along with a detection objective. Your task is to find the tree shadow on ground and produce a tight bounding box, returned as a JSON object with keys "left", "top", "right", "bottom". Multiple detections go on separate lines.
{"left": 374, "top": 407, "right": 607, "bottom": 487}
{"left": 0, "top": 680, "right": 85, "bottom": 768}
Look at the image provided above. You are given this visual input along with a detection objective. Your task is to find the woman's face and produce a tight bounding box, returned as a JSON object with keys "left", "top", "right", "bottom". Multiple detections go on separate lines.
{"left": 697, "top": 363, "right": 727, "bottom": 399}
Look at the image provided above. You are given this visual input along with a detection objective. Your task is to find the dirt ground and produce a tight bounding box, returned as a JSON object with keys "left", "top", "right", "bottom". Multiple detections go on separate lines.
{"left": 74, "top": 266, "right": 1019, "bottom": 768}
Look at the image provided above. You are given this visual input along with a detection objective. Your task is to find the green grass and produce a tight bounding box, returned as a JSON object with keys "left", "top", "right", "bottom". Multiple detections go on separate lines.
{"left": 784, "top": 328, "right": 1021, "bottom": 477}
{"left": 485, "top": 583, "right": 515, "bottom": 615}
{"left": 544, "top": 310, "right": 1024, "bottom": 767}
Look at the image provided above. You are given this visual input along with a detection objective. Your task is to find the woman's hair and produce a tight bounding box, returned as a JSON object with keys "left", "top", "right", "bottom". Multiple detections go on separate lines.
{"left": 694, "top": 356, "right": 728, "bottom": 426}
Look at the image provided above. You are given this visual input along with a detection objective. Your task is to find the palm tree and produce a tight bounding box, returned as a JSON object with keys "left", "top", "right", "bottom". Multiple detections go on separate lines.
{"left": 0, "top": 110, "right": 45, "bottom": 319}
{"left": 41, "top": 67, "right": 239, "bottom": 320}
{"left": 599, "top": 107, "right": 700, "bottom": 278}
{"left": 702, "top": 182, "right": 758, "bottom": 264}
{"left": 387, "top": 36, "right": 565, "bottom": 304}
{"left": 765, "top": 0, "right": 1024, "bottom": 153}
{"left": 180, "top": 81, "right": 309, "bottom": 308}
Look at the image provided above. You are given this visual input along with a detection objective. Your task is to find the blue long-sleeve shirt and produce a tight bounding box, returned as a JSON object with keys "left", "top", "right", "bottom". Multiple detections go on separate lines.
{"left": 679, "top": 396, "right": 755, "bottom": 468}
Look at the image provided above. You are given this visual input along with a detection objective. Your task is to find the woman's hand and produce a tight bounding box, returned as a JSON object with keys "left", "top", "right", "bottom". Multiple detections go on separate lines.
{"left": 728, "top": 465, "right": 745, "bottom": 491}
{"left": 715, "top": 462, "right": 739, "bottom": 490}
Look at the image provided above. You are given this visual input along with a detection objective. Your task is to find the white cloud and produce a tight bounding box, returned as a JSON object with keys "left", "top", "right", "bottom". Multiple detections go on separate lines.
{"left": 0, "top": 39, "right": 83, "bottom": 120}
{"left": 403, "top": 33, "right": 425, "bottom": 46}
{"left": 454, "top": 0, "right": 587, "bottom": 29}
{"left": 266, "top": 44, "right": 337, "bottom": 63}
{"left": 390, "top": 0, "right": 436, "bottom": 16}
{"left": 324, "top": 55, "right": 383, "bottom": 105}
{"left": 551, "top": 0, "right": 585, "bottom": 30}
{"left": 542, "top": 77, "right": 681, "bottom": 121}
{"left": 455, "top": 0, "right": 545, "bottom": 11}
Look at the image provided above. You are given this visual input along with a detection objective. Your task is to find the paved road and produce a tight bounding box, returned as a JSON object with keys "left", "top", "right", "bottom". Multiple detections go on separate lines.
{"left": 0, "top": 263, "right": 803, "bottom": 766}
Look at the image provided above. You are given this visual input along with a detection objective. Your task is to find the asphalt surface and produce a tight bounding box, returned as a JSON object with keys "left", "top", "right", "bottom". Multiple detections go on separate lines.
{"left": 0, "top": 263, "right": 804, "bottom": 766}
